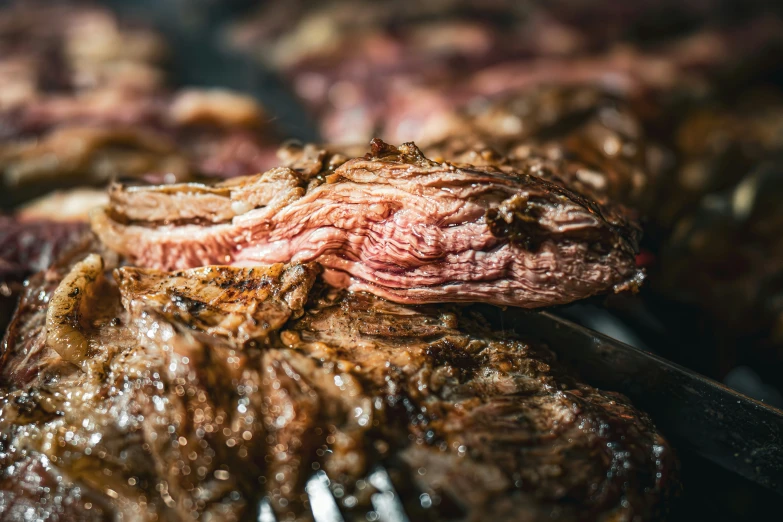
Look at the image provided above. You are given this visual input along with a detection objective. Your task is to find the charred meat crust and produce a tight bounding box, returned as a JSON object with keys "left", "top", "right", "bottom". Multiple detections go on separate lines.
{"left": 288, "top": 292, "right": 678, "bottom": 520}
{"left": 1, "top": 236, "right": 113, "bottom": 388}
{"left": 115, "top": 262, "right": 320, "bottom": 346}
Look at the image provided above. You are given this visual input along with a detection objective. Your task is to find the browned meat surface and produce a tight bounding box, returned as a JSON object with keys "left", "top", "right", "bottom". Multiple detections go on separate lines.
{"left": 92, "top": 139, "right": 642, "bottom": 308}
{"left": 0, "top": 240, "right": 320, "bottom": 520}
{"left": 0, "top": 241, "right": 678, "bottom": 521}
{"left": 419, "top": 85, "right": 661, "bottom": 212}
{"left": 291, "top": 292, "right": 678, "bottom": 520}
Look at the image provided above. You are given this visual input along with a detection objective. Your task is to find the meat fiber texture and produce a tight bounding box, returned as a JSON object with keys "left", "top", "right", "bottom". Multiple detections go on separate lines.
{"left": 93, "top": 139, "right": 643, "bottom": 309}
{"left": 0, "top": 239, "right": 678, "bottom": 521}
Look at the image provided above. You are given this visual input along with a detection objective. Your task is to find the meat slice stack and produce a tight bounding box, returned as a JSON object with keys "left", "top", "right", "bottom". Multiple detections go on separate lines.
{"left": 0, "top": 239, "right": 677, "bottom": 521}
{"left": 93, "top": 139, "right": 643, "bottom": 308}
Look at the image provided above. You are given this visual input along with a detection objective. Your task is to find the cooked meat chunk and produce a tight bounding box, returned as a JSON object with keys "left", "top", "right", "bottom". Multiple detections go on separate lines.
{"left": 420, "top": 85, "right": 656, "bottom": 210}
{"left": 0, "top": 242, "right": 320, "bottom": 520}
{"left": 288, "top": 292, "right": 678, "bottom": 521}
{"left": 45, "top": 252, "right": 108, "bottom": 368}
{"left": 0, "top": 243, "right": 677, "bottom": 521}
{"left": 116, "top": 263, "right": 318, "bottom": 346}
{"left": 92, "top": 140, "right": 642, "bottom": 308}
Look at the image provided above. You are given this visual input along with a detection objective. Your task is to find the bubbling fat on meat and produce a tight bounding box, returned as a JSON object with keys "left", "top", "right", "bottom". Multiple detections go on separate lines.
{"left": 92, "top": 139, "right": 643, "bottom": 308}
{"left": 0, "top": 241, "right": 677, "bottom": 521}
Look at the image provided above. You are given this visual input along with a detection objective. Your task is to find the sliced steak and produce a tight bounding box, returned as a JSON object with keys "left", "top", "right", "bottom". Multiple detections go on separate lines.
{"left": 1, "top": 246, "right": 677, "bottom": 521}
{"left": 93, "top": 139, "right": 643, "bottom": 308}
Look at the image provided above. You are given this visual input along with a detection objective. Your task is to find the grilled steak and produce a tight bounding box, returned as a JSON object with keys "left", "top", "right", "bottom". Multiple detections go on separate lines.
{"left": 92, "top": 139, "right": 642, "bottom": 308}
{"left": 0, "top": 239, "right": 319, "bottom": 521}
{"left": 0, "top": 241, "right": 677, "bottom": 521}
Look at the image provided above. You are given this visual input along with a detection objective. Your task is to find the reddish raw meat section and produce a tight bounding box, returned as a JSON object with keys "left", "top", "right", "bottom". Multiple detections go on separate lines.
{"left": 92, "top": 140, "right": 642, "bottom": 308}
